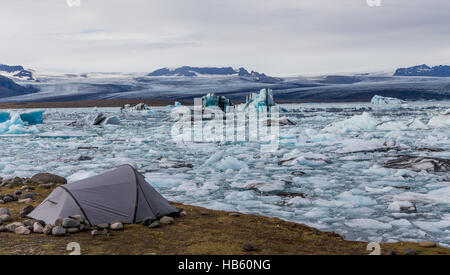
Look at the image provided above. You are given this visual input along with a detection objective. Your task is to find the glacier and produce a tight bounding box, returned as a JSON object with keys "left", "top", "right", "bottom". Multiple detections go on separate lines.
{"left": 0, "top": 101, "right": 449, "bottom": 247}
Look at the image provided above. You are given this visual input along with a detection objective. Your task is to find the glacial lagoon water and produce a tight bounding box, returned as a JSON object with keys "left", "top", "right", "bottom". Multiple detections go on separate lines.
{"left": 1, "top": 102, "right": 449, "bottom": 247}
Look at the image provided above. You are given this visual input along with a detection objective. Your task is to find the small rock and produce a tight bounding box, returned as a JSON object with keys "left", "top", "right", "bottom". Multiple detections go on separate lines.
{"left": 52, "top": 226, "right": 66, "bottom": 236}
{"left": 0, "top": 200, "right": 4, "bottom": 204}
{"left": 35, "top": 220, "right": 46, "bottom": 227}
{"left": 62, "top": 218, "right": 80, "bottom": 228}
{"left": 43, "top": 224, "right": 53, "bottom": 235}
{"left": 78, "top": 155, "right": 93, "bottom": 161}
{"left": 23, "top": 219, "right": 35, "bottom": 227}
{"left": 67, "top": 227, "right": 79, "bottom": 233}
{"left": 228, "top": 213, "right": 240, "bottom": 217}
{"left": 291, "top": 171, "right": 306, "bottom": 176}
{"left": 14, "top": 190, "right": 22, "bottom": 196}
{"left": 101, "top": 228, "right": 110, "bottom": 236}
{"left": 403, "top": 248, "right": 417, "bottom": 255}
{"left": 6, "top": 222, "right": 25, "bottom": 232}
{"left": 385, "top": 250, "right": 397, "bottom": 255}
{"left": 159, "top": 216, "right": 174, "bottom": 225}
{"left": 14, "top": 226, "right": 31, "bottom": 235}
{"left": 31, "top": 173, "right": 67, "bottom": 185}
{"left": 69, "top": 215, "right": 85, "bottom": 223}
{"left": 110, "top": 222, "right": 124, "bottom": 231}
{"left": 142, "top": 217, "right": 156, "bottom": 226}
{"left": 33, "top": 222, "right": 44, "bottom": 233}
{"left": 243, "top": 243, "right": 255, "bottom": 252}
{"left": 148, "top": 221, "right": 160, "bottom": 228}
{"left": 19, "top": 205, "right": 35, "bottom": 218}
{"left": 0, "top": 225, "right": 7, "bottom": 232}
{"left": 97, "top": 223, "right": 109, "bottom": 230}
{"left": 54, "top": 218, "right": 63, "bottom": 226}
{"left": 200, "top": 212, "right": 209, "bottom": 216}
{"left": 179, "top": 210, "right": 187, "bottom": 217}
{"left": 418, "top": 241, "right": 436, "bottom": 248}
{"left": 2, "top": 196, "right": 13, "bottom": 203}
{"left": 18, "top": 198, "right": 33, "bottom": 204}
{"left": 0, "top": 214, "right": 11, "bottom": 222}
{"left": 91, "top": 229, "right": 98, "bottom": 236}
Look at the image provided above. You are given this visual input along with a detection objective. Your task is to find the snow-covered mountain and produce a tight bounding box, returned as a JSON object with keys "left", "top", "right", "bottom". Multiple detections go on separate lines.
{"left": 147, "top": 66, "right": 282, "bottom": 83}
{"left": 0, "top": 75, "right": 38, "bottom": 97}
{"left": 394, "top": 64, "right": 450, "bottom": 77}
{"left": 0, "top": 64, "right": 35, "bottom": 80}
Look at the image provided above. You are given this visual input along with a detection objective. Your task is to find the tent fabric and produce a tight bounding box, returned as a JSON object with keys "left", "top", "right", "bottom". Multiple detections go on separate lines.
{"left": 28, "top": 165, "right": 178, "bottom": 226}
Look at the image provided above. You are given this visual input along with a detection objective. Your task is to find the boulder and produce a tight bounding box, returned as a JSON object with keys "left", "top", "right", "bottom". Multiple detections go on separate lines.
{"left": 0, "top": 207, "right": 10, "bottom": 216}
{"left": 19, "top": 205, "right": 34, "bottom": 218}
{"left": 159, "top": 216, "right": 174, "bottom": 225}
{"left": 0, "top": 214, "right": 12, "bottom": 222}
{"left": 31, "top": 173, "right": 67, "bottom": 185}
{"left": 23, "top": 219, "right": 35, "bottom": 227}
{"left": 52, "top": 226, "right": 66, "bottom": 236}
{"left": 14, "top": 226, "right": 31, "bottom": 235}
{"left": 43, "top": 224, "right": 53, "bottom": 235}
{"left": 6, "top": 222, "right": 25, "bottom": 232}
{"left": 62, "top": 218, "right": 80, "bottom": 228}
{"left": 110, "top": 222, "right": 124, "bottom": 231}
{"left": 33, "top": 222, "right": 44, "bottom": 233}
{"left": 418, "top": 241, "right": 436, "bottom": 248}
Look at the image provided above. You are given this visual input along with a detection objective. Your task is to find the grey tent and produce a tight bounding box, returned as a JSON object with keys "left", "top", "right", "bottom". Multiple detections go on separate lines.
{"left": 28, "top": 165, "right": 178, "bottom": 226}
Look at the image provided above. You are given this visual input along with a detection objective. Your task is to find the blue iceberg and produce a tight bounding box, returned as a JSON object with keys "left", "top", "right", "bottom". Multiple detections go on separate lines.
{"left": 244, "top": 88, "right": 275, "bottom": 111}
{"left": 202, "top": 93, "right": 233, "bottom": 111}
{"left": 0, "top": 110, "right": 44, "bottom": 135}
{"left": 19, "top": 110, "right": 44, "bottom": 125}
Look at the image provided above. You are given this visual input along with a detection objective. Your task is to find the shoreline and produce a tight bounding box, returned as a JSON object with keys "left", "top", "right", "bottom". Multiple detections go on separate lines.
{"left": 0, "top": 178, "right": 448, "bottom": 255}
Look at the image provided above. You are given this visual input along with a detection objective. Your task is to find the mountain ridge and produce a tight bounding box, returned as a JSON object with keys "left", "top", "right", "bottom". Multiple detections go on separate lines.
{"left": 394, "top": 64, "right": 450, "bottom": 77}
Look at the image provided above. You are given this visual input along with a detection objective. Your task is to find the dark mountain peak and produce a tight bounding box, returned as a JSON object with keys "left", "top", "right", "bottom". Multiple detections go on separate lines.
{"left": 0, "top": 75, "right": 38, "bottom": 97}
{"left": 0, "top": 64, "right": 35, "bottom": 80}
{"left": 394, "top": 64, "right": 450, "bottom": 77}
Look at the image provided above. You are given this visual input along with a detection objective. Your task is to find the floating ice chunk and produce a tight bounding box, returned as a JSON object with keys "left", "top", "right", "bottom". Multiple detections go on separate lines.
{"left": 19, "top": 110, "right": 44, "bottom": 125}
{"left": 67, "top": 170, "right": 97, "bottom": 183}
{"left": 387, "top": 201, "right": 416, "bottom": 212}
{"left": 215, "top": 156, "right": 248, "bottom": 171}
{"left": 202, "top": 93, "right": 233, "bottom": 112}
{"left": 390, "top": 219, "right": 413, "bottom": 228}
{"left": 168, "top": 101, "right": 182, "bottom": 108}
{"left": 243, "top": 88, "right": 275, "bottom": 111}
{"left": 371, "top": 95, "right": 404, "bottom": 105}
{"left": 0, "top": 113, "right": 38, "bottom": 135}
{"left": 104, "top": 116, "right": 121, "bottom": 125}
{"left": 286, "top": 196, "right": 311, "bottom": 206}
{"left": 337, "top": 191, "right": 377, "bottom": 207}
{"left": 413, "top": 220, "right": 450, "bottom": 233}
{"left": 345, "top": 219, "right": 392, "bottom": 230}
{"left": 428, "top": 109, "right": 450, "bottom": 127}
{"left": 323, "top": 112, "right": 378, "bottom": 133}
{"left": 205, "top": 151, "right": 223, "bottom": 166}
{"left": 0, "top": 112, "right": 11, "bottom": 123}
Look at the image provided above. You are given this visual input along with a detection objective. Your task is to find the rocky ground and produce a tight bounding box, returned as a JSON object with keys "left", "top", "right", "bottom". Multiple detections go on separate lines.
{"left": 0, "top": 174, "right": 449, "bottom": 255}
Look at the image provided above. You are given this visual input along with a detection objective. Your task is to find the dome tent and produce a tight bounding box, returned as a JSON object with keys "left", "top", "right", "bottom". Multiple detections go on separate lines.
{"left": 28, "top": 165, "right": 178, "bottom": 226}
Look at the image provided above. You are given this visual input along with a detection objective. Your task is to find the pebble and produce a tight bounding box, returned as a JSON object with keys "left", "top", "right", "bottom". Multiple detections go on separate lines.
{"left": 97, "top": 223, "right": 109, "bottom": 230}
{"left": 43, "top": 224, "right": 53, "bottom": 235}
{"left": 403, "top": 248, "right": 417, "bottom": 255}
{"left": 91, "top": 229, "right": 98, "bottom": 236}
{"left": 0, "top": 225, "right": 7, "bottom": 232}
{"left": 243, "top": 243, "right": 255, "bottom": 252}
{"left": 148, "top": 221, "right": 160, "bottom": 228}
{"left": 159, "top": 216, "right": 174, "bottom": 225}
{"left": 200, "top": 212, "right": 209, "bottom": 216}
{"left": 229, "top": 213, "right": 240, "bottom": 217}
{"left": 110, "top": 222, "right": 124, "bottom": 231}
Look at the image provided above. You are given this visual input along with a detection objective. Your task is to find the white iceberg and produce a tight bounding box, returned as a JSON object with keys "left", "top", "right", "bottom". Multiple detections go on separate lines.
{"left": 428, "top": 109, "right": 450, "bottom": 127}
{"left": 371, "top": 95, "right": 404, "bottom": 105}
{"left": 243, "top": 88, "right": 275, "bottom": 111}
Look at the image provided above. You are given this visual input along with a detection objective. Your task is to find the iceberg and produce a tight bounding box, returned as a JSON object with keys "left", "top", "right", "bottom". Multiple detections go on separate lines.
{"left": 428, "top": 109, "right": 450, "bottom": 127}
{"left": 19, "top": 110, "right": 44, "bottom": 125}
{"left": 202, "top": 93, "right": 233, "bottom": 112}
{"left": 104, "top": 116, "right": 121, "bottom": 125}
{"left": 0, "top": 113, "right": 38, "bottom": 135}
{"left": 371, "top": 95, "right": 404, "bottom": 105}
{"left": 244, "top": 88, "right": 275, "bottom": 111}
{"left": 168, "top": 101, "right": 182, "bottom": 108}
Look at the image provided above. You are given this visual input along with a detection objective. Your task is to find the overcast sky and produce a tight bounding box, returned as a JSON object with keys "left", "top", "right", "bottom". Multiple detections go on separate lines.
{"left": 1, "top": 0, "right": 449, "bottom": 76}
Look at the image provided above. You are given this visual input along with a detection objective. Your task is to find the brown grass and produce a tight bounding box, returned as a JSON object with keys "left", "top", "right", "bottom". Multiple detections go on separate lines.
{"left": 0, "top": 183, "right": 449, "bottom": 255}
